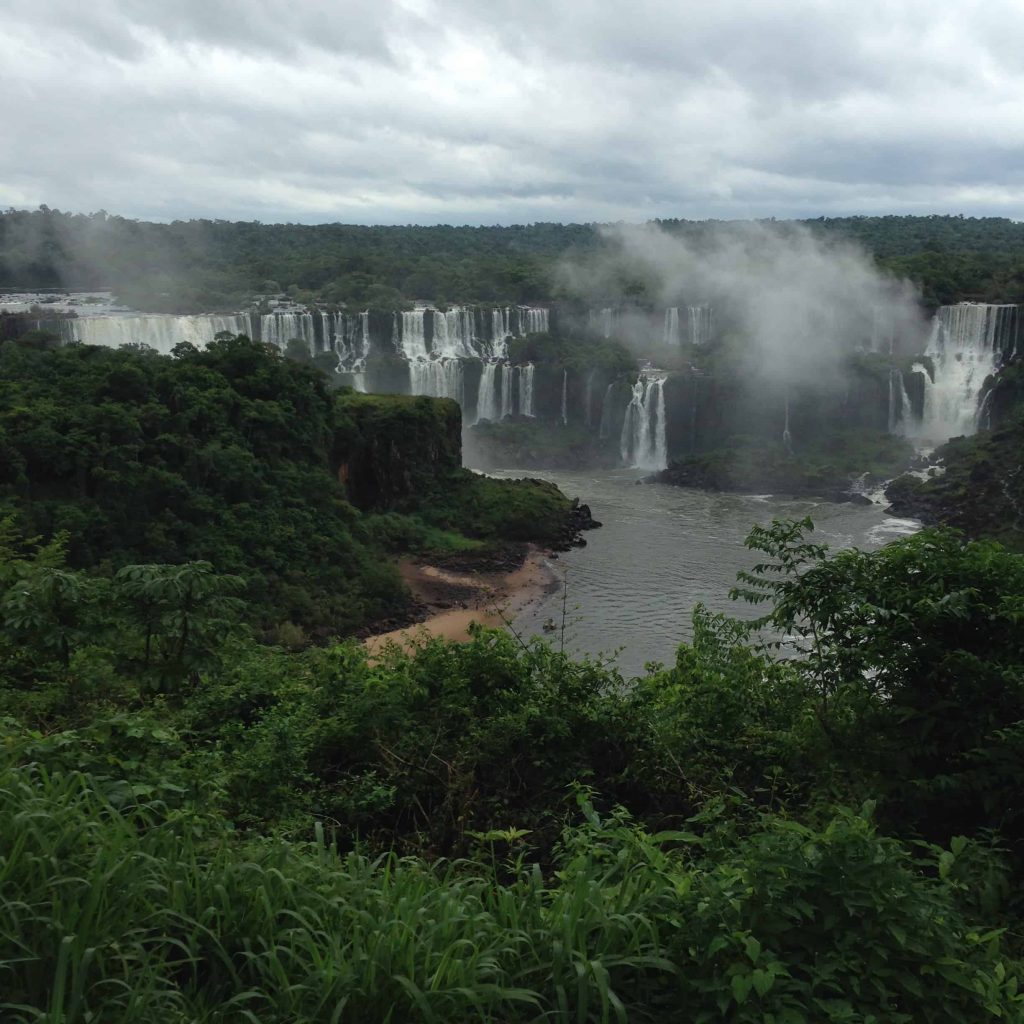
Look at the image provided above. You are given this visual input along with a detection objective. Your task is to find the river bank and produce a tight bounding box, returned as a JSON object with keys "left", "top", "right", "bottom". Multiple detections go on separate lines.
{"left": 364, "top": 544, "right": 560, "bottom": 655}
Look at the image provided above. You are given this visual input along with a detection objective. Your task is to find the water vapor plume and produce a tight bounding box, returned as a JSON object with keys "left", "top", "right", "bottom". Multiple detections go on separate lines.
{"left": 560, "top": 221, "right": 926, "bottom": 383}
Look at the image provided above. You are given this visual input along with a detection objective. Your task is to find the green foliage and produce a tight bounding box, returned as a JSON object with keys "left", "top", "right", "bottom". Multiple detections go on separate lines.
{"left": 467, "top": 417, "right": 620, "bottom": 471}
{"left": 886, "top": 414, "right": 1024, "bottom": 550}
{"left": 3, "top": 380, "right": 1024, "bottom": 1024}
{"left": 8, "top": 209, "right": 1024, "bottom": 312}
{"left": 112, "top": 562, "right": 246, "bottom": 687}
{"left": 507, "top": 331, "right": 636, "bottom": 377}
{"left": 0, "top": 339, "right": 571, "bottom": 636}
{"left": 658, "top": 430, "right": 913, "bottom": 495}
{"left": 1, "top": 751, "right": 1019, "bottom": 1023}
{"left": 733, "top": 519, "right": 1024, "bottom": 853}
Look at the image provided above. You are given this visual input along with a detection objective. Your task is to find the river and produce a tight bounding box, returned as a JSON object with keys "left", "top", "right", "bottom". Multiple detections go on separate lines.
{"left": 487, "top": 468, "right": 920, "bottom": 678}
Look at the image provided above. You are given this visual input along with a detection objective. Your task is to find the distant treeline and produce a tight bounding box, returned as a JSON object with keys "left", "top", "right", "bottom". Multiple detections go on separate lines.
{"left": 2, "top": 207, "right": 1024, "bottom": 311}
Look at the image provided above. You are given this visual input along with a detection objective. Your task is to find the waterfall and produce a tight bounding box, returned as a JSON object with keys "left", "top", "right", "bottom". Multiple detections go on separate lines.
{"left": 687, "top": 305, "right": 713, "bottom": 346}
{"left": 399, "top": 310, "right": 429, "bottom": 359}
{"left": 59, "top": 313, "right": 253, "bottom": 354}
{"left": 560, "top": 369, "right": 568, "bottom": 425}
{"left": 409, "top": 358, "right": 464, "bottom": 406}
{"left": 477, "top": 362, "right": 500, "bottom": 422}
{"left": 500, "top": 363, "right": 515, "bottom": 418}
{"left": 663, "top": 308, "right": 680, "bottom": 346}
{"left": 520, "top": 307, "right": 548, "bottom": 334}
{"left": 519, "top": 364, "right": 535, "bottom": 417}
{"left": 782, "top": 392, "right": 793, "bottom": 454}
{"left": 489, "top": 308, "right": 513, "bottom": 359}
{"left": 620, "top": 376, "right": 667, "bottom": 470}
{"left": 598, "top": 383, "right": 615, "bottom": 439}
{"left": 261, "top": 313, "right": 318, "bottom": 355}
{"left": 977, "top": 388, "right": 995, "bottom": 430}
{"left": 331, "top": 312, "right": 368, "bottom": 369}
{"left": 360, "top": 312, "right": 370, "bottom": 354}
{"left": 432, "top": 308, "right": 481, "bottom": 358}
{"left": 910, "top": 303, "right": 1017, "bottom": 440}
{"left": 888, "top": 368, "right": 913, "bottom": 434}
{"left": 431, "top": 310, "right": 450, "bottom": 356}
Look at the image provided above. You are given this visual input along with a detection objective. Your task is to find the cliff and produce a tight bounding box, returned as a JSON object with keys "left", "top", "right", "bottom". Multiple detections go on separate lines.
{"left": 885, "top": 421, "right": 1024, "bottom": 550}
{"left": 335, "top": 393, "right": 463, "bottom": 510}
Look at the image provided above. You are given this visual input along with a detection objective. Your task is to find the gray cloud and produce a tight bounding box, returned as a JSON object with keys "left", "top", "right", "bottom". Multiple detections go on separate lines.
{"left": 1, "top": 0, "right": 1023, "bottom": 223}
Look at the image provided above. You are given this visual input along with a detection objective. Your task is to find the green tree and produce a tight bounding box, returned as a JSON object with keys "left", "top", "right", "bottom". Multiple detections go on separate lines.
{"left": 113, "top": 562, "right": 245, "bottom": 690}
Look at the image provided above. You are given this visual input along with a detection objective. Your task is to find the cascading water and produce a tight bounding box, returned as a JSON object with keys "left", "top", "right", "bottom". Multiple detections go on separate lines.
{"left": 400, "top": 310, "right": 429, "bottom": 359}
{"left": 909, "top": 303, "right": 1018, "bottom": 440}
{"left": 59, "top": 313, "right": 254, "bottom": 354}
{"left": 409, "top": 358, "right": 465, "bottom": 407}
{"left": 520, "top": 307, "right": 548, "bottom": 334}
{"left": 260, "top": 312, "right": 318, "bottom": 355}
{"left": 887, "top": 368, "right": 914, "bottom": 434}
{"left": 329, "top": 312, "right": 367, "bottom": 369}
{"left": 500, "top": 363, "right": 515, "bottom": 419}
{"left": 782, "top": 392, "right": 793, "bottom": 454}
{"left": 519, "top": 364, "right": 535, "bottom": 417}
{"left": 477, "top": 362, "right": 500, "bottom": 422}
{"left": 663, "top": 308, "right": 680, "bottom": 346}
{"left": 687, "top": 305, "right": 713, "bottom": 346}
{"left": 620, "top": 376, "right": 667, "bottom": 470}
{"left": 560, "top": 369, "right": 568, "bottom": 426}
{"left": 491, "top": 308, "right": 512, "bottom": 360}
{"left": 432, "top": 308, "right": 478, "bottom": 358}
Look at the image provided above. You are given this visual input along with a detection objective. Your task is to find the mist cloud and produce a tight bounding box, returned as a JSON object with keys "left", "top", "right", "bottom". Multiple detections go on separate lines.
{"left": 562, "top": 223, "right": 925, "bottom": 387}
{"left": 2, "top": 0, "right": 1024, "bottom": 223}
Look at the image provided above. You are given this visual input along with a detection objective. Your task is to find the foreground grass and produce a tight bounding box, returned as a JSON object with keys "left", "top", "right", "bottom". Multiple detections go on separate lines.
{"left": 2, "top": 752, "right": 1019, "bottom": 1023}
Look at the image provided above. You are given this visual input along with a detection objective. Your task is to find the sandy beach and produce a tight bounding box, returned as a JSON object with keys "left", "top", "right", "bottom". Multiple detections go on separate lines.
{"left": 364, "top": 545, "right": 559, "bottom": 656}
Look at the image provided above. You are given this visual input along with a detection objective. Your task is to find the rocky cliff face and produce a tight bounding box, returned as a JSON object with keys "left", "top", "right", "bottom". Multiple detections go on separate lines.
{"left": 885, "top": 423, "right": 1024, "bottom": 550}
{"left": 336, "top": 393, "right": 463, "bottom": 510}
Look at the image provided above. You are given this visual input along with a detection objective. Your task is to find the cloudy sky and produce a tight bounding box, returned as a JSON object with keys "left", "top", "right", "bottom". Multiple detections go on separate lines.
{"left": 2, "top": 0, "right": 1023, "bottom": 225}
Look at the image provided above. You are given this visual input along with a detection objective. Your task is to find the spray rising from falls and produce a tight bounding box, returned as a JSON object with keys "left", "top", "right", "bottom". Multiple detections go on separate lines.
{"left": 909, "top": 303, "right": 1020, "bottom": 440}
{"left": 620, "top": 376, "right": 667, "bottom": 470}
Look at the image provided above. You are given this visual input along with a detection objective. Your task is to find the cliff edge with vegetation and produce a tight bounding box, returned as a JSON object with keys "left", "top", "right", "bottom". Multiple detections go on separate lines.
{"left": 0, "top": 335, "right": 586, "bottom": 641}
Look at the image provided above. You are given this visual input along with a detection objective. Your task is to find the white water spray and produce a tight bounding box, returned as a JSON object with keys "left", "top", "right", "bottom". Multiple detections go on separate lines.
{"left": 909, "top": 303, "right": 1017, "bottom": 440}
{"left": 620, "top": 376, "right": 667, "bottom": 470}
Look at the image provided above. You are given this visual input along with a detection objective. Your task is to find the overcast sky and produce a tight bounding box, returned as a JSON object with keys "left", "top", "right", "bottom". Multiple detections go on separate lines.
{"left": 2, "top": 0, "right": 1023, "bottom": 225}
